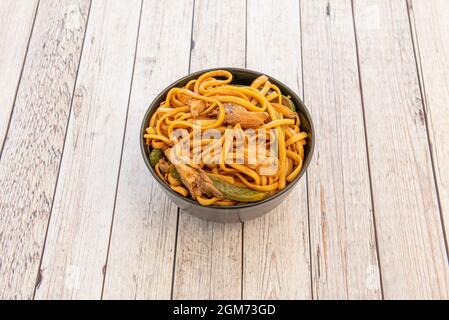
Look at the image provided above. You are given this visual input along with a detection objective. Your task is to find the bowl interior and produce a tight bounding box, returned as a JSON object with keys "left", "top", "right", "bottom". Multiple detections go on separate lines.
{"left": 140, "top": 67, "right": 315, "bottom": 210}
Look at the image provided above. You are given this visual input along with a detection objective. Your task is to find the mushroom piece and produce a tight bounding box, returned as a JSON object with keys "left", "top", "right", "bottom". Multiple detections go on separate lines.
{"left": 164, "top": 149, "right": 223, "bottom": 199}
{"left": 157, "top": 158, "right": 171, "bottom": 174}
{"left": 197, "top": 170, "right": 223, "bottom": 198}
{"left": 187, "top": 99, "right": 206, "bottom": 118}
{"left": 223, "top": 103, "right": 269, "bottom": 128}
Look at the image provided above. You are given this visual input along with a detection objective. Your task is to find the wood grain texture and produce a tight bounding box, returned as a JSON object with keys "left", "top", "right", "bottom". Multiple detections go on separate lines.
{"left": 244, "top": 0, "right": 312, "bottom": 299}
{"left": 353, "top": 0, "right": 449, "bottom": 299}
{"left": 102, "top": 0, "right": 193, "bottom": 300}
{"left": 0, "top": 0, "right": 90, "bottom": 299}
{"left": 0, "top": 0, "right": 38, "bottom": 149}
{"left": 408, "top": 0, "right": 449, "bottom": 248}
{"left": 34, "top": 0, "right": 141, "bottom": 299}
{"left": 172, "top": 0, "right": 245, "bottom": 300}
{"left": 301, "top": 0, "right": 381, "bottom": 299}
{"left": 1, "top": 0, "right": 448, "bottom": 300}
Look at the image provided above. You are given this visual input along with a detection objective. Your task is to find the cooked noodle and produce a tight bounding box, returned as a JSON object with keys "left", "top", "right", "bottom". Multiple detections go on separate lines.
{"left": 144, "top": 70, "right": 308, "bottom": 206}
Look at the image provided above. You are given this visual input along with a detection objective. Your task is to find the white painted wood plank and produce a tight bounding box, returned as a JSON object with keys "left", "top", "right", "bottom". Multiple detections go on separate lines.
{"left": 0, "top": 0, "right": 38, "bottom": 149}
{"left": 353, "top": 0, "right": 449, "bottom": 299}
{"left": 190, "top": 0, "right": 246, "bottom": 70}
{"left": 34, "top": 0, "right": 141, "bottom": 299}
{"left": 173, "top": 0, "right": 245, "bottom": 300}
{"left": 174, "top": 215, "right": 243, "bottom": 299}
{"left": 409, "top": 0, "right": 449, "bottom": 248}
{"left": 102, "top": 0, "right": 194, "bottom": 300}
{"left": 244, "top": 0, "right": 312, "bottom": 299}
{"left": 301, "top": 0, "right": 381, "bottom": 299}
{"left": 0, "top": 0, "right": 90, "bottom": 299}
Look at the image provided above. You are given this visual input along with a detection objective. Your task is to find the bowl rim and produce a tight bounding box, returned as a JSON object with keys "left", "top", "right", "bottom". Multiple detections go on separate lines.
{"left": 140, "top": 67, "right": 315, "bottom": 210}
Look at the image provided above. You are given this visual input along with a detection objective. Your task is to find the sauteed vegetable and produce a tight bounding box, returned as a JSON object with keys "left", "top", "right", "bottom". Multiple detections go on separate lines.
{"left": 144, "top": 70, "right": 307, "bottom": 206}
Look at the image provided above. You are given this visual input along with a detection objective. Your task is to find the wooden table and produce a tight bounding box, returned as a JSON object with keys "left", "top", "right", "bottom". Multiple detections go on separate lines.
{"left": 1, "top": 0, "right": 448, "bottom": 300}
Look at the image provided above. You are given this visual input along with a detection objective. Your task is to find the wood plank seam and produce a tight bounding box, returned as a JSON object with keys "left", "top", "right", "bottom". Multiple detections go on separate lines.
{"left": 301, "top": 0, "right": 381, "bottom": 299}
{"left": 0, "top": 0, "right": 40, "bottom": 159}
{"left": 349, "top": 0, "right": 385, "bottom": 299}
{"left": 100, "top": 0, "right": 193, "bottom": 300}
{"left": 298, "top": 0, "right": 314, "bottom": 300}
{"left": 170, "top": 0, "right": 196, "bottom": 300}
{"left": 351, "top": 0, "right": 449, "bottom": 298}
{"left": 405, "top": 0, "right": 449, "bottom": 258}
{"left": 31, "top": 0, "right": 94, "bottom": 299}
{"left": 99, "top": 0, "right": 145, "bottom": 299}
{"left": 172, "top": 0, "right": 245, "bottom": 299}
{"left": 170, "top": 209, "right": 181, "bottom": 300}
{"left": 351, "top": 0, "right": 385, "bottom": 299}
{"left": 0, "top": 0, "right": 93, "bottom": 298}
{"left": 0, "top": 0, "right": 441, "bottom": 299}
{"left": 187, "top": 0, "right": 196, "bottom": 75}
{"left": 172, "top": 0, "right": 246, "bottom": 298}
{"left": 244, "top": 0, "right": 311, "bottom": 299}
{"left": 34, "top": 0, "right": 144, "bottom": 298}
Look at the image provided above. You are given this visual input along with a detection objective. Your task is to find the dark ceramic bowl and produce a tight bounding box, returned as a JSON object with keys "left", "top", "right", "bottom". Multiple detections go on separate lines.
{"left": 140, "top": 67, "right": 314, "bottom": 223}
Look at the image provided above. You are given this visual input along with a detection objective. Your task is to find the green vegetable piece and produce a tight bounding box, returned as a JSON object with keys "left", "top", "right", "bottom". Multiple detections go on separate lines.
{"left": 281, "top": 95, "right": 296, "bottom": 112}
{"left": 170, "top": 165, "right": 182, "bottom": 183}
{"left": 149, "top": 148, "right": 164, "bottom": 167}
{"left": 209, "top": 176, "right": 268, "bottom": 202}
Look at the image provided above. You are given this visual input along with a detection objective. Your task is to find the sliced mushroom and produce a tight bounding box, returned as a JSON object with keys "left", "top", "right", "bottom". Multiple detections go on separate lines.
{"left": 187, "top": 99, "right": 206, "bottom": 118}
{"left": 197, "top": 170, "right": 223, "bottom": 198}
{"left": 157, "top": 158, "right": 171, "bottom": 174}
{"left": 172, "top": 163, "right": 201, "bottom": 197}
{"left": 223, "top": 103, "right": 269, "bottom": 128}
{"left": 165, "top": 148, "right": 223, "bottom": 199}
